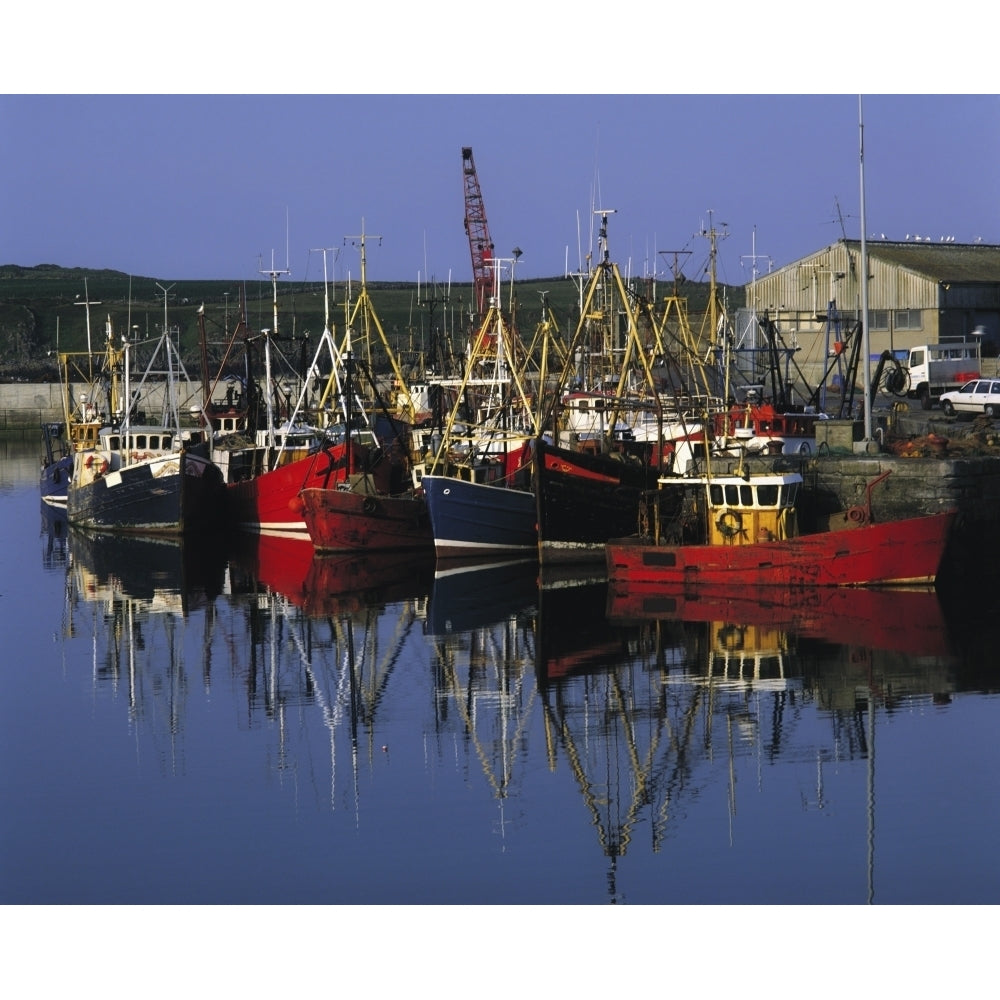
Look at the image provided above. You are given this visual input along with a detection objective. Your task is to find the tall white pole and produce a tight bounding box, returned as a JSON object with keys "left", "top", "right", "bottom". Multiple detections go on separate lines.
{"left": 859, "top": 95, "right": 873, "bottom": 442}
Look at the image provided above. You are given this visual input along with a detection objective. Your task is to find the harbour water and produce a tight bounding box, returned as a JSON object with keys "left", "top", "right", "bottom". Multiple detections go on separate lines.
{"left": 2, "top": 435, "right": 999, "bottom": 911}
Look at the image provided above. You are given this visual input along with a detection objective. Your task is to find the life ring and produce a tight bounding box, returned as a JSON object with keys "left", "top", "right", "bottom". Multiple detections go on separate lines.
{"left": 716, "top": 509, "right": 743, "bottom": 538}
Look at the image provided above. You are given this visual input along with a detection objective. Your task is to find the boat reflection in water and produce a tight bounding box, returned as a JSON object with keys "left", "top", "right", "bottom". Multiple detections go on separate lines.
{"left": 606, "top": 581, "right": 953, "bottom": 660}
{"left": 230, "top": 529, "right": 436, "bottom": 616}
{"left": 425, "top": 558, "right": 541, "bottom": 845}
{"left": 44, "top": 505, "right": 975, "bottom": 902}
{"left": 60, "top": 527, "right": 228, "bottom": 748}
{"left": 535, "top": 577, "right": 959, "bottom": 902}
{"left": 40, "top": 501, "right": 70, "bottom": 571}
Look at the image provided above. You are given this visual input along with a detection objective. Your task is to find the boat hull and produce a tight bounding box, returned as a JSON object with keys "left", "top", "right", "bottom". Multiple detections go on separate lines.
{"left": 423, "top": 474, "right": 537, "bottom": 559}
{"left": 296, "top": 487, "right": 433, "bottom": 553}
{"left": 40, "top": 455, "right": 73, "bottom": 508}
{"left": 534, "top": 436, "right": 660, "bottom": 564}
{"left": 606, "top": 510, "right": 956, "bottom": 588}
{"left": 39, "top": 421, "right": 72, "bottom": 508}
{"left": 226, "top": 450, "right": 336, "bottom": 536}
{"left": 224, "top": 438, "right": 395, "bottom": 536}
{"left": 66, "top": 450, "right": 224, "bottom": 535}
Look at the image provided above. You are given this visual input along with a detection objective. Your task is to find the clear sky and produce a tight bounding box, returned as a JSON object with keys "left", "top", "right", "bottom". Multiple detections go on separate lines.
{"left": 3, "top": 16, "right": 997, "bottom": 294}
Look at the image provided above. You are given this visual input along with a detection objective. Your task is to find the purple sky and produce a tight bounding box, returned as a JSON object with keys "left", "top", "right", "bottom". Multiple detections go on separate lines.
{"left": 2, "top": 93, "right": 996, "bottom": 290}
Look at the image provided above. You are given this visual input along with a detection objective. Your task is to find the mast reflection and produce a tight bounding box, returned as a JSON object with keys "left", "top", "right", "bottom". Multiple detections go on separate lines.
{"left": 48, "top": 513, "right": 966, "bottom": 902}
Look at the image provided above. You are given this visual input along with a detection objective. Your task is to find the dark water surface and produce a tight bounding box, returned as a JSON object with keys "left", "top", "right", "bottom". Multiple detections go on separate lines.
{"left": 3, "top": 436, "right": 999, "bottom": 911}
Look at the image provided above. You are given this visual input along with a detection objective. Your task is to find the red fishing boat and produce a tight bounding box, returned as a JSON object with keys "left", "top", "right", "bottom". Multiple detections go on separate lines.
{"left": 226, "top": 433, "right": 378, "bottom": 535}
{"left": 605, "top": 467, "right": 956, "bottom": 588}
{"left": 295, "top": 486, "right": 433, "bottom": 553}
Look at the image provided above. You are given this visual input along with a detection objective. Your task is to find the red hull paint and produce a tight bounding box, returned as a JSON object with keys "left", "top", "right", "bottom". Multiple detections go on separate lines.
{"left": 607, "top": 581, "right": 951, "bottom": 657}
{"left": 606, "top": 510, "right": 956, "bottom": 588}
{"left": 225, "top": 439, "right": 386, "bottom": 535}
{"left": 226, "top": 449, "right": 345, "bottom": 534}
{"left": 297, "top": 487, "right": 434, "bottom": 553}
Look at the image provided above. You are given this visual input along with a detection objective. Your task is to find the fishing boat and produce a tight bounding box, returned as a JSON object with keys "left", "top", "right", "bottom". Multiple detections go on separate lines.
{"left": 224, "top": 234, "right": 423, "bottom": 538}
{"left": 422, "top": 473, "right": 537, "bottom": 559}
{"left": 532, "top": 210, "right": 714, "bottom": 564}
{"left": 293, "top": 342, "right": 431, "bottom": 554}
{"left": 421, "top": 260, "right": 539, "bottom": 560}
{"left": 66, "top": 423, "right": 224, "bottom": 534}
{"left": 216, "top": 268, "right": 378, "bottom": 536}
{"left": 40, "top": 421, "right": 72, "bottom": 507}
{"left": 605, "top": 464, "right": 955, "bottom": 587}
{"left": 65, "top": 305, "right": 226, "bottom": 535}
{"left": 534, "top": 434, "right": 661, "bottom": 564}
{"left": 296, "top": 483, "right": 432, "bottom": 553}
{"left": 41, "top": 307, "right": 126, "bottom": 508}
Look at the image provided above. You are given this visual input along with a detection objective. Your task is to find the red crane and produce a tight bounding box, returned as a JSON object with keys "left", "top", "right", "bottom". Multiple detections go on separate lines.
{"left": 462, "top": 146, "right": 494, "bottom": 320}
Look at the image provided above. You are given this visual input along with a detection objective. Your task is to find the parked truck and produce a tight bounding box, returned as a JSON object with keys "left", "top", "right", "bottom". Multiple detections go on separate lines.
{"left": 904, "top": 341, "right": 982, "bottom": 410}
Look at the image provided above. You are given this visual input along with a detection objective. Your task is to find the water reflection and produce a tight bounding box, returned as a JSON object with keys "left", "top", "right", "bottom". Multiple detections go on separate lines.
{"left": 39, "top": 507, "right": 991, "bottom": 903}
{"left": 426, "top": 559, "right": 540, "bottom": 846}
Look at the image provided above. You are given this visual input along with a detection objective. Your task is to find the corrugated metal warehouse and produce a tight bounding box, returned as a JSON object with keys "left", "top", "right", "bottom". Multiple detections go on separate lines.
{"left": 738, "top": 240, "right": 1000, "bottom": 389}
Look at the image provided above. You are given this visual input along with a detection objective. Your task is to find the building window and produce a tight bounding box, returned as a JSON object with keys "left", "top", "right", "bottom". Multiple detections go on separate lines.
{"left": 868, "top": 310, "right": 890, "bottom": 330}
{"left": 895, "top": 309, "right": 923, "bottom": 331}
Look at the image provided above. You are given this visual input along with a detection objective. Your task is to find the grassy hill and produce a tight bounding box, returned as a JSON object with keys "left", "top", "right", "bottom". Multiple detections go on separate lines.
{"left": 0, "top": 264, "right": 743, "bottom": 381}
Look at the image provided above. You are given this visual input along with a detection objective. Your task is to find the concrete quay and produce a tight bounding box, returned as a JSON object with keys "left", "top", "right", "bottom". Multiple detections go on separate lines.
{"left": 0, "top": 381, "right": 207, "bottom": 433}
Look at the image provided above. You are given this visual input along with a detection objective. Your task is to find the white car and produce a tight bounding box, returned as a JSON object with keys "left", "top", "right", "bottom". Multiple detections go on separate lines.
{"left": 939, "top": 378, "right": 1000, "bottom": 419}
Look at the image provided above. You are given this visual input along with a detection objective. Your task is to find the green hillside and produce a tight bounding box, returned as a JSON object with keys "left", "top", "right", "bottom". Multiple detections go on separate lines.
{"left": 0, "top": 264, "right": 742, "bottom": 381}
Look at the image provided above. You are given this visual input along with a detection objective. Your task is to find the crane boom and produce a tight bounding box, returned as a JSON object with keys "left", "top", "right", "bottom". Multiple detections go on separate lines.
{"left": 462, "top": 146, "right": 494, "bottom": 319}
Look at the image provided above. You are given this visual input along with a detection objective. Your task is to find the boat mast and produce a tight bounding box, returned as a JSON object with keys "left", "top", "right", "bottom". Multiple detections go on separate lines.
{"left": 312, "top": 245, "right": 338, "bottom": 336}
{"left": 260, "top": 254, "right": 290, "bottom": 450}
{"left": 74, "top": 278, "right": 101, "bottom": 379}
{"left": 155, "top": 282, "right": 179, "bottom": 432}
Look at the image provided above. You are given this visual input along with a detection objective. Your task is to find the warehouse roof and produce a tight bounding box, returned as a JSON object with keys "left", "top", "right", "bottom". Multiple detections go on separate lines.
{"left": 845, "top": 239, "right": 1000, "bottom": 283}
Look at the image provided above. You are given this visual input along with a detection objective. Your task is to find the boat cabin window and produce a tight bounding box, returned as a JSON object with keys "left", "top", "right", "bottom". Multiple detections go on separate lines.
{"left": 136, "top": 435, "right": 147, "bottom": 449}
{"left": 107, "top": 435, "right": 121, "bottom": 450}
{"left": 757, "top": 484, "right": 779, "bottom": 507}
{"left": 711, "top": 480, "right": 798, "bottom": 510}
